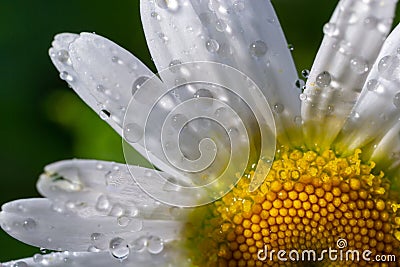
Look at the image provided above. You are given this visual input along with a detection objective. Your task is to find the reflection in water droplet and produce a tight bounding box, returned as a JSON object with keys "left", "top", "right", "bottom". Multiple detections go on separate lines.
{"left": 316, "top": 71, "right": 331, "bottom": 87}
{"left": 288, "top": 44, "right": 294, "bottom": 51}
{"left": 301, "top": 69, "right": 310, "bottom": 78}
{"left": 57, "top": 50, "right": 70, "bottom": 64}
{"left": 295, "top": 79, "right": 305, "bottom": 89}
{"left": 323, "top": 23, "right": 339, "bottom": 37}
{"left": 249, "top": 40, "right": 268, "bottom": 58}
{"left": 109, "top": 237, "right": 130, "bottom": 260}
{"left": 124, "top": 123, "right": 143, "bottom": 143}
{"left": 99, "top": 109, "right": 110, "bottom": 120}
{"left": 299, "top": 93, "right": 307, "bottom": 101}
{"left": 96, "top": 194, "right": 110, "bottom": 211}
{"left": 205, "top": 39, "right": 220, "bottom": 53}
{"left": 23, "top": 218, "right": 36, "bottom": 231}
{"left": 60, "top": 71, "right": 74, "bottom": 82}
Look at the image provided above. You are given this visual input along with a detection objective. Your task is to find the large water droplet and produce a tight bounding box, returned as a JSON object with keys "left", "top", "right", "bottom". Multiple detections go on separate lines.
{"left": 111, "top": 56, "right": 123, "bottom": 65}
{"left": 316, "top": 71, "right": 331, "bottom": 87}
{"left": 151, "top": 12, "right": 161, "bottom": 20}
{"left": 147, "top": 236, "right": 164, "bottom": 254}
{"left": 171, "top": 114, "right": 187, "bottom": 129}
{"left": 301, "top": 69, "right": 310, "bottom": 78}
{"left": 99, "top": 109, "right": 110, "bottom": 120}
{"left": 169, "top": 59, "right": 182, "bottom": 73}
{"left": 109, "top": 204, "right": 125, "bottom": 217}
{"left": 194, "top": 88, "right": 213, "bottom": 99}
{"left": 378, "top": 55, "right": 400, "bottom": 80}
{"left": 23, "top": 218, "right": 36, "bottom": 231}
{"left": 393, "top": 92, "right": 400, "bottom": 109}
{"left": 299, "top": 93, "right": 307, "bottom": 101}
{"left": 117, "top": 216, "right": 131, "bottom": 227}
{"left": 96, "top": 194, "right": 110, "bottom": 211}
{"left": 249, "top": 40, "right": 268, "bottom": 58}
{"left": 155, "top": 0, "right": 179, "bottom": 11}
{"left": 205, "top": 39, "right": 219, "bottom": 53}
{"left": 295, "top": 79, "right": 305, "bottom": 89}
{"left": 124, "top": 123, "right": 143, "bottom": 143}
{"left": 109, "top": 237, "right": 130, "bottom": 260}
{"left": 60, "top": 71, "right": 74, "bottom": 82}
{"left": 33, "top": 254, "right": 44, "bottom": 263}
{"left": 323, "top": 23, "right": 339, "bottom": 37}
{"left": 132, "top": 76, "right": 149, "bottom": 95}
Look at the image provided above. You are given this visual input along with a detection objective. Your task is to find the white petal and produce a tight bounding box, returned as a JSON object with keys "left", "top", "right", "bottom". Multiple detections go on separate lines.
{"left": 0, "top": 198, "right": 182, "bottom": 252}
{"left": 301, "top": 0, "right": 397, "bottom": 149}
{"left": 334, "top": 23, "right": 400, "bottom": 154}
{"left": 1, "top": 249, "right": 188, "bottom": 267}
{"left": 37, "top": 159, "right": 203, "bottom": 208}
{"left": 141, "top": 0, "right": 302, "bottom": 145}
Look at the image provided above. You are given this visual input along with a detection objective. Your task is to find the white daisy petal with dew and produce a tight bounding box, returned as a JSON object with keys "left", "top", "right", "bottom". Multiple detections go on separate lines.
{"left": 2, "top": 0, "right": 400, "bottom": 266}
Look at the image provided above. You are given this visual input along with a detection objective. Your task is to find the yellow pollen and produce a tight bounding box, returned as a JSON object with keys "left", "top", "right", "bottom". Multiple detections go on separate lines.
{"left": 183, "top": 147, "right": 400, "bottom": 266}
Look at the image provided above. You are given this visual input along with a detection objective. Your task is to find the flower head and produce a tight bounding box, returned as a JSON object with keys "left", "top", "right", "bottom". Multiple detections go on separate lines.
{"left": 1, "top": 0, "right": 400, "bottom": 266}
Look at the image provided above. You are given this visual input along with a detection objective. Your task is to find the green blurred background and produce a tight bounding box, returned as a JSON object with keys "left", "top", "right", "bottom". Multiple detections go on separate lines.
{"left": 0, "top": 0, "right": 398, "bottom": 263}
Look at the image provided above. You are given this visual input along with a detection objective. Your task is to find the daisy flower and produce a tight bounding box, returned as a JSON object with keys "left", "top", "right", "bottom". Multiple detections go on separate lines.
{"left": 1, "top": 0, "right": 400, "bottom": 266}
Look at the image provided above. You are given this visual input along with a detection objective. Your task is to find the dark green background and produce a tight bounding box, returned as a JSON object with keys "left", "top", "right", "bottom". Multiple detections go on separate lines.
{"left": 0, "top": 0, "right": 396, "bottom": 262}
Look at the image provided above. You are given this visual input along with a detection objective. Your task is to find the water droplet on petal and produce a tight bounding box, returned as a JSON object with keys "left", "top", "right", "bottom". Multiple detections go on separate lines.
{"left": 208, "top": 0, "right": 220, "bottom": 11}
{"left": 194, "top": 88, "right": 213, "bottom": 98}
{"left": 393, "top": 92, "right": 400, "bottom": 108}
{"left": 147, "top": 236, "right": 164, "bottom": 254}
{"left": 57, "top": 50, "right": 71, "bottom": 65}
{"left": 23, "top": 218, "right": 36, "bottom": 231}
{"left": 295, "top": 79, "right": 305, "bottom": 89}
{"left": 60, "top": 71, "right": 74, "bottom": 82}
{"left": 288, "top": 44, "right": 294, "bottom": 51}
{"left": 33, "top": 253, "right": 44, "bottom": 263}
{"left": 350, "top": 57, "right": 369, "bottom": 74}
{"left": 130, "top": 219, "right": 143, "bottom": 232}
{"left": 117, "top": 216, "right": 131, "bottom": 227}
{"left": 294, "top": 116, "right": 303, "bottom": 125}
{"left": 366, "top": 79, "right": 379, "bottom": 91}
{"left": 158, "top": 32, "right": 169, "bottom": 43}
{"left": 301, "top": 69, "right": 310, "bottom": 78}
{"left": 169, "top": 59, "right": 182, "bottom": 73}
{"left": 323, "top": 23, "right": 339, "bottom": 37}
{"left": 12, "top": 261, "right": 28, "bottom": 267}
{"left": 215, "top": 19, "right": 227, "bottom": 32}
{"left": 249, "top": 40, "right": 268, "bottom": 58}
{"left": 111, "top": 56, "right": 123, "bottom": 65}
{"left": 131, "top": 236, "right": 147, "bottom": 252}
{"left": 378, "top": 55, "right": 400, "bottom": 80}
{"left": 109, "top": 237, "right": 130, "bottom": 260}
{"left": 273, "top": 103, "right": 284, "bottom": 114}
{"left": 151, "top": 11, "right": 161, "bottom": 20}
{"left": 96, "top": 194, "right": 110, "bottom": 211}
{"left": 124, "top": 123, "right": 143, "bottom": 143}
{"left": 364, "top": 16, "right": 378, "bottom": 29}
{"left": 299, "top": 93, "right": 307, "bottom": 101}
{"left": 205, "top": 39, "right": 220, "bottom": 53}
{"left": 132, "top": 76, "right": 149, "bottom": 95}
{"left": 316, "top": 71, "right": 331, "bottom": 87}
{"left": 99, "top": 109, "right": 110, "bottom": 120}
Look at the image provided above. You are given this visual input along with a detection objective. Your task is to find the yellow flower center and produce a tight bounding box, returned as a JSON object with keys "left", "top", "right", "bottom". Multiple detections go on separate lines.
{"left": 183, "top": 146, "right": 400, "bottom": 267}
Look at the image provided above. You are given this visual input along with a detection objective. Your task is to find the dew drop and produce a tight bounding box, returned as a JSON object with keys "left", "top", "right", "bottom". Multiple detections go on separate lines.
{"left": 131, "top": 236, "right": 147, "bottom": 252}
{"left": 96, "top": 84, "right": 105, "bottom": 93}
{"left": 364, "top": 17, "right": 378, "bottom": 29}
{"left": 301, "top": 69, "right": 310, "bottom": 78}
{"left": 299, "top": 93, "right": 307, "bottom": 101}
{"left": 33, "top": 253, "right": 44, "bottom": 263}
{"left": 288, "top": 44, "right": 294, "bottom": 51}
{"left": 57, "top": 50, "right": 70, "bottom": 64}
{"left": 393, "top": 92, "right": 400, "bottom": 109}
{"left": 377, "top": 55, "right": 400, "bottom": 80}
{"left": 323, "top": 23, "right": 339, "bottom": 37}
{"left": 60, "top": 71, "right": 74, "bottom": 82}
{"left": 147, "top": 236, "right": 164, "bottom": 254}
{"left": 168, "top": 59, "right": 182, "bottom": 73}
{"left": 294, "top": 116, "right": 303, "bottom": 126}
{"left": 96, "top": 194, "right": 110, "bottom": 211}
{"left": 23, "top": 218, "right": 36, "bottom": 231}
{"left": 366, "top": 79, "right": 379, "bottom": 91}
{"left": 273, "top": 103, "right": 284, "bottom": 114}
{"left": 205, "top": 39, "right": 220, "bottom": 53}
{"left": 150, "top": 12, "right": 161, "bottom": 20}
{"left": 99, "top": 109, "right": 110, "bottom": 120}
{"left": 215, "top": 19, "right": 227, "bottom": 32}
{"left": 327, "top": 105, "right": 335, "bottom": 114}
{"left": 158, "top": 32, "right": 169, "bottom": 43}
{"left": 12, "top": 261, "right": 28, "bottom": 267}
{"left": 217, "top": 43, "right": 233, "bottom": 58}
{"left": 132, "top": 76, "right": 149, "bottom": 95}
{"left": 111, "top": 56, "right": 123, "bottom": 65}
{"left": 124, "top": 123, "right": 143, "bottom": 143}
{"left": 249, "top": 40, "right": 268, "bottom": 58}
{"left": 117, "top": 216, "right": 131, "bottom": 227}
{"left": 316, "top": 71, "right": 331, "bottom": 87}
{"left": 109, "top": 204, "right": 125, "bottom": 217}
{"left": 109, "top": 237, "right": 130, "bottom": 260}
{"left": 295, "top": 79, "right": 305, "bottom": 89}
{"left": 194, "top": 88, "right": 213, "bottom": 99}
{"left": 215, "top": 107, "right": 228, "bottom": 118}
{"left": 350, "top": 57, "right": 369, "bottom": 74}
{"left": 130, "top": 219, "right": 143, "bottom": 232}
